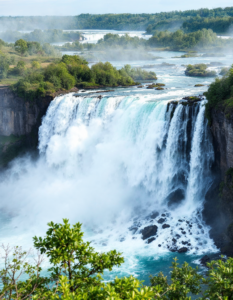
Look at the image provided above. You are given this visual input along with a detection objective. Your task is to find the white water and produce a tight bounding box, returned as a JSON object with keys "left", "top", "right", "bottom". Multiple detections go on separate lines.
{"left": 0, "top": 93, "right": 217, "bottom": 266}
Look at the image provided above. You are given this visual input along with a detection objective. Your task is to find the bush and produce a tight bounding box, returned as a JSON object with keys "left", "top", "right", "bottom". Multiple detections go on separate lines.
{"left": 1, "top": 219, "right": 233, "bottom": 300}
{"left": 185, "top": 64, "right": 217, "bottom": 77}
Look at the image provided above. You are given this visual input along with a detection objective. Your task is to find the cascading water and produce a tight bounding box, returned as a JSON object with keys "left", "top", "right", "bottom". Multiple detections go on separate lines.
{"left": 0, "top": 91, "right": 217, "bottom": 279}
{"left": 37, "top": 93, "right": 216, "bottom": 254}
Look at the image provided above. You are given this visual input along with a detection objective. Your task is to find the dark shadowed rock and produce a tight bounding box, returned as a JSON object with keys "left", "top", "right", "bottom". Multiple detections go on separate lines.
{"left": 150, "top": 212, "right": 159, "bottom": 219}
{"left": 182, "top": 241, "right": 188, "bottom": 245}
{"left": 178, "top": 247, "right": 188, "bottom": 253}
{"left": 148, "top": 237, "right": 156, "bottom": 244}
{"left": 167, "top": 188, "right": 185, "bottom": 207}
{"left": 162, "top": 224, "right": 170, "bottom": 229}
{"left": 172, "top": 238, "right": 177, "bottom": 243}
{"left": 141, "top": 225, "right": 158, "bottom": 240}
{"left": 158, "top": 218, "right": 165, "bottom": 224}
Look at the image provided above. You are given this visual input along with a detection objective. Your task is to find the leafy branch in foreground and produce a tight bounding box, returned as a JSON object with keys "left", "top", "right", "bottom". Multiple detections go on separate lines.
{"left": 1, "top": 219, "right": 233, "bottom": 299}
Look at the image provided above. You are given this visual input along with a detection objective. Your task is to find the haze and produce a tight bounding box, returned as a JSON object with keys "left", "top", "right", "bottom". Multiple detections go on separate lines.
{"left": 0, "top": 0, "right": 233, "bottom": 16}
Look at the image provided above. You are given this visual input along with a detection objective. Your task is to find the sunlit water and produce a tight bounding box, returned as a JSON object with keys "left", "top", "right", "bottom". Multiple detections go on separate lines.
{"left": 1, "top": 47, "right": 233, "bottom": 281}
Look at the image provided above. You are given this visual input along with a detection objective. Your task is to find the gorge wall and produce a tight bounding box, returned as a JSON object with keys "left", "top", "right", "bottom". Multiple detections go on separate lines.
{"left": 204, "top": 108, "right": 233, "bottom": 256}
{"left": 0, "top": 86, "right": 77, "bottom": 167}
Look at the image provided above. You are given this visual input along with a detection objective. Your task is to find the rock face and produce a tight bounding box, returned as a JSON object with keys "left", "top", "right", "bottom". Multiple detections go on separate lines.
{"left": 211, "top": 109, "right": 233, "bottom": 175}
{"left": 0, "top": 86, "right": 78, "bottom": 167}
{"left": 204, "top": 108, "right": 233, "bottom": 256}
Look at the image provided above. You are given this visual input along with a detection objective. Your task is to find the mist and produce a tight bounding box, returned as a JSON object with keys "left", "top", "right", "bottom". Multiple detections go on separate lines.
{"left": 0, "top": 0, "right": 233, "bottom": 15}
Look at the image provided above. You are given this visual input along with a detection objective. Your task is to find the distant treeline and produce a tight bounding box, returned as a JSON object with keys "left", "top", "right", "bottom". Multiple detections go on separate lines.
{"left": 1, "top": 7, "right": 233, "bottom": 33}
{"left": 58, "top": 30, "right": 233, "bottom": 53}
{"left": 0, "top": 29, "right": 83, "bottom": 43}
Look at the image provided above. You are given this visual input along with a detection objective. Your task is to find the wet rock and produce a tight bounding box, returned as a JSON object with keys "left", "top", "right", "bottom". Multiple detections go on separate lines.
{"left": 181, "top": 231, "right": 186, "bottom": 235}
{"left": 172, "top": 238, "right": 177, "bottom": 243}
{"left": 137, "top": 85, "right": 143, "bottom": 88}
{"left": 141, "top": 225, "right": 158, "bottom": 240}
{"left": 158, "top": 218, "right": 166, "bottom": 224}
{"left": 158, "top": 244, "right": 161, "bottom": 247}
{"left": 176, "top": 234, "right": 181, "bottom": 239}
{"left": 178, "top": 247, "right": 188, "bottom": 253}
{"left": 178, "top": 219, "right": 184, "bottom": 222}
{"left": 148, "top": 237, "right": 156, "bottom": 244}
{"left": 167, "top": 189, "right": 185, "bottom": 207}
{"left": 198, "top": 225, "right": 203, "bottom": 229}
{"left": 170, "top": 248, "right": 177, "bottom": 252}
{"left": 150, "top": 212, "right": 159, "bottom": 219}
{"left": 161, "top": 213, "right": 166, "bottom": 217}
{"left": 162, "top": 224, "right": 170, "bottom": 229}
{"left": 182, "top": 241, "right": 188, "bottom": 245}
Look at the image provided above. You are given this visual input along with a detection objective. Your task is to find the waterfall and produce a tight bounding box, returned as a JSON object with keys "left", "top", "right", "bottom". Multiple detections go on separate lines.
{"left": 36, "top": 93, "right": 217, "bottom": 255}
{"left": 0, "top": 92, "right": 217, "bottom": 257}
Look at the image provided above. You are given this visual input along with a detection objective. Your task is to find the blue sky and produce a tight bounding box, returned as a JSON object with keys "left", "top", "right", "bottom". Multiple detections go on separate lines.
{"left": 0, "top": 0, "right": 232, "bottom": 16}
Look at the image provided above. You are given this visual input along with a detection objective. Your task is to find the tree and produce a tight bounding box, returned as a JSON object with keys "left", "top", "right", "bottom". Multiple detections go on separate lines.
{"left": 14, "top": 39, "right": 28, "bottom": 56}
{"left": 31, "top": 61, "right": 40, "bottom": 69}
{"left": 33, "top": 219, "right": 124, "bottom": 293}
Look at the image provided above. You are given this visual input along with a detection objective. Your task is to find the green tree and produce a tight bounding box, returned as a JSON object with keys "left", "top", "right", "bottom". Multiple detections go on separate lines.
{"left": 14, "top": 39, "right": 28, "bottom": 56}
{"left": 31, "top": 61, "right": 40, "bottom": 69}
{"left": 33, "top": 219, "right": 124, "bottom": 293}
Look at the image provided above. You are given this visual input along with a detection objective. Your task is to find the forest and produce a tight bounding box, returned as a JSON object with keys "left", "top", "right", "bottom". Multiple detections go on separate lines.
{"left": 1, "top": 6, "right": 233, "bottom": 33}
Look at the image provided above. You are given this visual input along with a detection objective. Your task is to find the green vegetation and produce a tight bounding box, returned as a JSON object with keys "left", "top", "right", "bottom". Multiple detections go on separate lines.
{"left": 1, "top": 7, "right": 233, "bottom": 34}
{"left": 204, "top": 66, "right": 233, "bottom": 123}
{"left": 119, "top": 65, "right": 157, "bottom": 81}
{"left": 11, "top": 55, "right": 156, "bottom": 100}
{"left": 147, "top": 29, "right": 233, "bottom": 51}
{"left": 57, "top": 30, "right": 233, "bottom": 60}
{"left": 182, "top": 16, "right": 233, "bottom": 34}
{"left": 0, "top": 29, "right": 83, "bottom": 44}
{"left": 185, "top": 64, "right": 217, "bottom": 77}
{"left": 220, "top": 67, "right": 229, "bottom": 75}
{"left": 0, "top": 40, "right": 60, "bottom": 84}
{"left": 1, "top": 219, "right": 233, "bottom": 299}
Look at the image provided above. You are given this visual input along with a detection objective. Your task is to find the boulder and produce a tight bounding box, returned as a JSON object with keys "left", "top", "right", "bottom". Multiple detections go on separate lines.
{"left": 148, "top": 237, "right": 156, "bottom": 244}
{"left": 141, "top": 225, "right": 158, "bottom": 240}
{"left": 178, "top": 247, "right": 188, "bottom": 253}
{"left": 150, "top": 212, "right": 159, "bottom": 219}
{"left": 158, "top": 218, "right": 165, "bottom": 224}
{"left": 162, "top": 224, "right": 170, "bottom": 229}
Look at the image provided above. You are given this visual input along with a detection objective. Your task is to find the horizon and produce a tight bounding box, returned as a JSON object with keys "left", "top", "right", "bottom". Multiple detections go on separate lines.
{"left": 0, "top": 0, "right": 233, "bottom": 16}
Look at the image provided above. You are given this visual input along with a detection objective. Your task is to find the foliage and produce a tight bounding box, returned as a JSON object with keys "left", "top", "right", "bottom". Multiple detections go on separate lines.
{"left": 0, "top": 54, "right": 11, "bottom": 79}
{"left": 182, "top": 16, "right": 233, "bottom": 34}
{"left": 14, "top": 39, "right": 28, "bottom": 55}
{"left": 31, "top": 61, "right": 40, "bottom": 69}
{"left": 147, "top": 29, "right": 233, "bottom": 51}
{"left": 185, "top": 64, "right": 217, "bottom": 77}
{"left": 0, "top": 244, "right": 49, "bottom": 300}
{"left": 1, "top": 220, "right": 233, "bottom": 299}
{"left": 204, "top": 66, "right": 233, "bottom": 123}
{"left": 11, "top": 55, "right": 141, "bottom": 100}
{"left": 14, "top": 39, "right": 60, "bottom": 57}
{"left": 0, "top": 30, "right": 83, "bottom": 44}
{"left": 120, "top": 65, "right": 157, "bottom": 81}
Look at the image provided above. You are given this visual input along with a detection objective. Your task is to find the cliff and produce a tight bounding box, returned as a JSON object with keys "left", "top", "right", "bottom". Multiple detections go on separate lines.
{"left": 204, "top": 108, "right": 233, "bottom": 256}
{"left": 0, "top": 86, "right": 78, "bottom": 167}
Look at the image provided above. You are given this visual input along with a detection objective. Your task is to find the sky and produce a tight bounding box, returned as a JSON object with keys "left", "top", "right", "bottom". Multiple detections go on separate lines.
{"left": 0, "top": 0, "right": 232, "bottom": 16}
